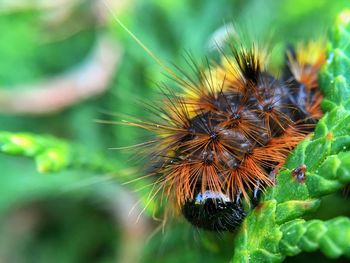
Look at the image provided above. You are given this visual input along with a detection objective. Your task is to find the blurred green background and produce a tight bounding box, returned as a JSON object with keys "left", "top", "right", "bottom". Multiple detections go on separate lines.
{"left": 1, "top": 0, "right": 350, "bottom": 262}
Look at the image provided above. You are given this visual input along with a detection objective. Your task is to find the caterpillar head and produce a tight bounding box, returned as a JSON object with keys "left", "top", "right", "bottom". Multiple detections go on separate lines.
{"left": 182, "top": 191, "right": 245, "bottom": 232}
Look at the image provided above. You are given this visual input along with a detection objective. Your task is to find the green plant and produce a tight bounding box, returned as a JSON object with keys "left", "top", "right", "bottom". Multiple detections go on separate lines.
{"left": 1, "top": 3, "right": 350, "bottom": 263}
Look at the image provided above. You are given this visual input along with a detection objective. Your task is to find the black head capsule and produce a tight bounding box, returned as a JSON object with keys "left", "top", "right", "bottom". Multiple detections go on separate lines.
{"left": 182, "top": 191, "right": 246, "bottom": 232}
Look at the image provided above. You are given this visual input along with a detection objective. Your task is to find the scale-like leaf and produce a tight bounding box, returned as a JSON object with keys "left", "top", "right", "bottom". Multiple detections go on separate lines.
{"left": 0, "top": 131, "right": 115, "bottom": 173}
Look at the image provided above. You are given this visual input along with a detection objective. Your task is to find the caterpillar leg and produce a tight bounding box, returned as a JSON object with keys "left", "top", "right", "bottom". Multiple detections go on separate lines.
{"left": 252, "top": 180, "right": 261, "bottom": 205}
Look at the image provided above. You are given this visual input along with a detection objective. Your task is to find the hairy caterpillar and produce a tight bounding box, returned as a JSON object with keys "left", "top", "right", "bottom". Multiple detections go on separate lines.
{"left": 109, "top": 8, "right": 325, "bottom": 231}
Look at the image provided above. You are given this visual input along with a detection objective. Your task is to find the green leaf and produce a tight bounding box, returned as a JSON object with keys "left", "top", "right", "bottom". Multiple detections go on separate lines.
{"left": 0, "top": 131, "right": 115, "bottom": 173}
{"left": 0, "top": 131, "right": 158, "bottom": 216}
{"left": 320, "top": 10, "right": 350, "bottom": 111}
{"left": 232, "top": 200, "right": 283, "bottom": 262}
{"left": 280, "top": 217, "right": 350, "bottom": 259}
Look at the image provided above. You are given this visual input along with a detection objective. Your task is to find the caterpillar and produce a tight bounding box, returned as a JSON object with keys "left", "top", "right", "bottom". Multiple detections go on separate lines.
{"left": 115, "top": 15, "right": 325, "bottom": 231}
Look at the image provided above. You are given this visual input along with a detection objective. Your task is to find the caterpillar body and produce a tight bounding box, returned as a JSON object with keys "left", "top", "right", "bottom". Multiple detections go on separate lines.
{"left": 124, "top": 36, "right": 325, "bottom": 231}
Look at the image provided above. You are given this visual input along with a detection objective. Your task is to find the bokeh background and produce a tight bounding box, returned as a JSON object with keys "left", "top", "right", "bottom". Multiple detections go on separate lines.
{"left": 1, "top": 0, "right": 350, "bottom": 262}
